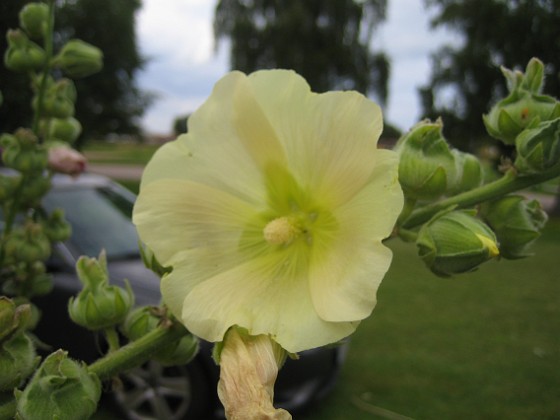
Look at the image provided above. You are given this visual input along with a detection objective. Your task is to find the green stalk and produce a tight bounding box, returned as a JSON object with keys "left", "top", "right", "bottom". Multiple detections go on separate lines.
{"left": 401, "top": 165, "right": 560, "bottom": 230}
{"left": 89, "top": 322, "right": 189, "bottom": 381}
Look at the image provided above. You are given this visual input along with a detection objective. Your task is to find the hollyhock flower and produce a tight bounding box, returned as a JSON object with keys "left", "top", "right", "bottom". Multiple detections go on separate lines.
{"left": 133, "top": 69, "right": 403, "bottom": 353}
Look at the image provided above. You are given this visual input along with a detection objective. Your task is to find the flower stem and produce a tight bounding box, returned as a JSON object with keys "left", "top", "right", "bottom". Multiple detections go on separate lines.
{"left": 401, "top": 165, "right": 560, "bottom": 229}
{"left": 88, "top": 321, "right": 189, "bottom": 381}
{"left": 103, "top": 327, "right": 120, "bottom": 353}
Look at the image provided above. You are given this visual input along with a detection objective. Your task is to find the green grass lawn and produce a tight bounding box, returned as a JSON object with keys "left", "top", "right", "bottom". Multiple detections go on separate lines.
{"left": 301, "top": 220, "right": 560, "bottom": 420}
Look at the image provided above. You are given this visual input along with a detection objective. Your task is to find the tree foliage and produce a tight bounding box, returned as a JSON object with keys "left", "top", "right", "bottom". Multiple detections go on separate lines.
{"left": 420, "top": 0, "right": 560, "bottom": 149}
{"left": 214, "top": 0, "right": 390, "bottom": 104}
{"left": 56, "top": 0, "right": 151, "bottom": 146}
{"left": 0, "top": 0, "right": 33, "bottom": 134}
{"left": 0, "top": 0, "right": 150, "bottom": 147}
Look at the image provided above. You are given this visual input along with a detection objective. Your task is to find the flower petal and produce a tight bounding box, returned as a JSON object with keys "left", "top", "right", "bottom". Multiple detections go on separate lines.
{"left": 173, "top": 252, "right": 357, "bottom": 353}
{"left": 309, "top": 149, "right": 403, "bottom": 322}
{"left": 247, "top": 70, "right": 383, "bottom": 207}
{"left": 133, "top": 178, "right": 260, "bottom": 267}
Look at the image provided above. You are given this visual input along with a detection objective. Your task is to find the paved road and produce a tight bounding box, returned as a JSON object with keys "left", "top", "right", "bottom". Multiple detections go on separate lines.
{"left": 87, "top": 164, "right": 145, "bottom": 180}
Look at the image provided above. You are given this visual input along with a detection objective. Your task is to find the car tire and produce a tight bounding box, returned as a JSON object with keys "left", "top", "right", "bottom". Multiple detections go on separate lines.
{"left": 113, "top": 358, "right": 213, "bottom": 420}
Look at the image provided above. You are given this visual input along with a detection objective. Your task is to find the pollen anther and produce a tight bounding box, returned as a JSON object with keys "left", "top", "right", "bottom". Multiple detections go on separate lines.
{"left": 263, "top": 216, "right": 301, "bottom": 245}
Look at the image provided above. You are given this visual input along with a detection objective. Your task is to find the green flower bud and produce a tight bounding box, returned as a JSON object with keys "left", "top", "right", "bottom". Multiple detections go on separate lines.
{"left": 514, "top": 117, "right": 560, "bottom": 174}
{"left": 447, "top": 149, "right": 483, "bottom": 195}
{"left": 42, "top": 209, "right": 72, "bottom": 242}
{"left": 0, "top": 174, "right": 21, "bottom": 203}
{"left": 3, "top": 265, "right": 53, "bottom": 299}
{"left": 395, "top": 119, "right": 457, "bottom": 200}
{"left": 19, "top": 3, "right": 49, "bottom": 40}
{"left": 53, "top": 39, "right": 103, "bottom": 78}
{"left": 47, "top": 117, "right": 82, "bottom": 144}
{"left": 0, "top": 298, "right": 31, "bottom": 343}
{"left": 0, "top": 392, "right": 16, "bottom": 420}
{"left": 139, "top": 242, "right": 172, "bottom": 277}
{"left": 0, "top": 130, "right": 48, "bottom": 173}
{"left": 480, "top": 195, "right": 548, "bottom": 259}
{"left": 15, "top": 350, "right": 101, "bottom": 420}
{"left": 3, "top": 223, "right": 51, "bottom": 265}
{"left": 19, "top": 175, "right": 51, "bottom": 208}
{"left": 123, "top": 306, "right": 198, "bottom": 366}
{"left": 0, "top": 333, "right": 37, "bottom": 392}
{"left": 483, "top": 58, "right": 560, "bottom": 145}
{"left": 416, "top": 210, "right": 500, "bottom": 277}
{"left": 3, "top": 29, "right": 46, "bottom": 73}
{"left": 68, "top": 253, "right": 134, "bottom": 330}
{"left": 32, "top": 78, "right": 76, "bottom": 118}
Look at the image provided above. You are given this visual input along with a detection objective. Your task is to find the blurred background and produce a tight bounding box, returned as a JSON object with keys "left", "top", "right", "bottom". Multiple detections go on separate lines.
{"left": 2, "top": 1, "right": 559, "bottom": 418}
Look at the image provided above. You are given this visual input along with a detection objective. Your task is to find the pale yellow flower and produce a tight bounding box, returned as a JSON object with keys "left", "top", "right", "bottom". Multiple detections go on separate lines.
{"left": 133, "top": 70, "right": 403, "bottom": 353}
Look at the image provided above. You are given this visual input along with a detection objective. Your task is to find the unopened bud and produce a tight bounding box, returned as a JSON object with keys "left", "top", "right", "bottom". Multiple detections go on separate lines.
{"left": 32, "top": 78, "right": 76, "bottom": 118}
{"left": 0, "top": 129, "right": 48, "bottom": 173}
{"left": 480, "top": 195, "right": 548, "bottom": 259}
{"left": 395, "top": 119, "right": 456, "bottom": 200}
{"left": 42, "top": 209, "right": 72, "bottom": 242}
{"left": 483, "top": 58, "right": 560, "bottom": 145}
{"left": 4, "top": 222, "right": 51, "bottom": 264}
{"left": 47, "top": 117, "right": 82, "bottom": 143}
{"left": 3, "top": 29, "right": 45, "bottom": 72}
{"left": 68, "top": 252, "right": 134, "bottom": 330}
{"left": 53, "top": 39, "right": 103, "bottom": 78}
{"left": 19, "top": 3, "right": 49, "bottom": 40}
{"left": 123, "top": 306, "right": 198, "bottom": 366}
{"left": 448, "top": 149, "right": 483, "bottom": 195}
{"left": 514, "top": 117, "right": 560, "bottom": 174}
{"left": 15, "top": 350, "right": 101, "bottom": 420}
{"left": 0, "top": 333, "right": 37, "bottom": 391}
{"left": 416, "top": 210, "right": 499, "bottom": 277}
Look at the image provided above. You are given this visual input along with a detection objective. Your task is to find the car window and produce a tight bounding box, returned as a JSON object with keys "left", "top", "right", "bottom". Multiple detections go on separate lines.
{"left": 43, "top": 186, "right": 140, "bottom": 260}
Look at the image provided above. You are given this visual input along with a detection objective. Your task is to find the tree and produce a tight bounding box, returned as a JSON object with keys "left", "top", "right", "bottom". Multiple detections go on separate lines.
{"left": 420, "top": 0, "right": 560, "bottom": 150}
{"left": 0, "top": 0, "right": 33, "bottom": 134}
{"left": 0, "top": 0, "right": 151, "bottom": 147}
{"left": 56, "top": 0, "right": 152, "bottom": 146}
{"left": 214, "top": 0, "right": 390, "bottom": 105}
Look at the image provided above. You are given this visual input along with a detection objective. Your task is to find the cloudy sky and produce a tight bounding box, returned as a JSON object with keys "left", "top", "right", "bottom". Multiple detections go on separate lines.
{"left": 136, "top": 0, "right": 457, "bottom": 135}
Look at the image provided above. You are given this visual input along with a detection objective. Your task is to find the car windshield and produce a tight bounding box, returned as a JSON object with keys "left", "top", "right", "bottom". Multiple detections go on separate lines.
{"left": 43, "top": 186, "right": 140, "bottom": 260}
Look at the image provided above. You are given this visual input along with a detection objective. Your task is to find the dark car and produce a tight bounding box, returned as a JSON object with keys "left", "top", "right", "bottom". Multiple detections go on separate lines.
{"left": 10, "top": 171, "right": 348, "bottom": 419}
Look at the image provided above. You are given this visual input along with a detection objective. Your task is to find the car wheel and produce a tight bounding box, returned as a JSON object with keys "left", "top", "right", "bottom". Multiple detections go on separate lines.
{"left": 114, "top": 359, "right": 212, "bottom": 420}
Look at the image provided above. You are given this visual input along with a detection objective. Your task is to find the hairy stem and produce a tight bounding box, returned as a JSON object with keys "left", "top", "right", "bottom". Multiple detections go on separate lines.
{"left": 89, "top": 321, "right": 190, "bottom": 381}
{"left": 401, "top": 165, "right": 560, "bottom": 229}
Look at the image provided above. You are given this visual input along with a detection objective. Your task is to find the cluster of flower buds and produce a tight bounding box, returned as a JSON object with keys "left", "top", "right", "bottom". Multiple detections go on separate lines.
{"left": 483, "top": 58, "right": 560, "bottom": 145}
{"left": 482, "top": 58, "right": 560, "bottom": 175}
{"left": 122, "top": 306, "right": 199, "bottom": 366}
{"left": 0, "top": 129, "right": 47, "bottom": 173}
{"left": 4, "top": 2, "right": 103, "bottom": 79}
{"left": 0, "top": 298, "right": 38, "bottom": 418}
{"left": 68, "top": 252, "right": 134, "bottom": 331}
{"left": 14, "top": 350, "right": 101, "bottom": 420}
